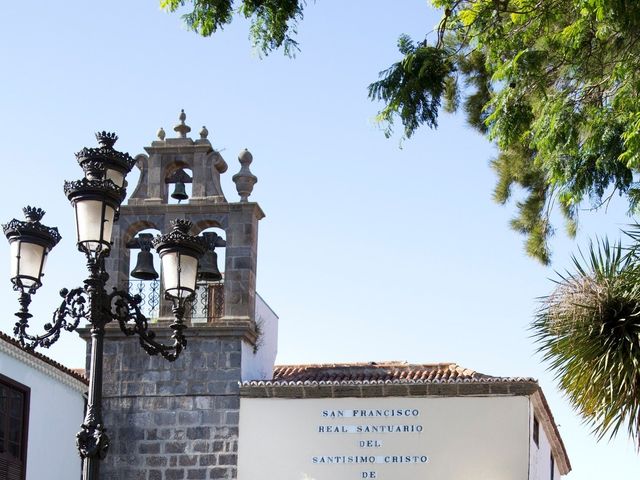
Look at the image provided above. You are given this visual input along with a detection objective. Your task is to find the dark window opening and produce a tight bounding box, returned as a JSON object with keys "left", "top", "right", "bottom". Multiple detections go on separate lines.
{"left": 550, "top": 453, "right": 555, "bottom": 480}
{"left": 533, "top": 415, "right": 540, "bottom": 447}
{"left": 0, "top": 374, "right": 29, "bottom": 480}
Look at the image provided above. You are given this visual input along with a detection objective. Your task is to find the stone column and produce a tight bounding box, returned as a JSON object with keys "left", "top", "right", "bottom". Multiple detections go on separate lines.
{"left": 222, "top": 203, "right": 263, "bottom": 328}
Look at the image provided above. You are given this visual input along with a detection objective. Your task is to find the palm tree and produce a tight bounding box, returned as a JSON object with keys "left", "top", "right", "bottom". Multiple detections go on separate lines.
{"left": 533, "top": 235, "right": 640, "bottom": 446}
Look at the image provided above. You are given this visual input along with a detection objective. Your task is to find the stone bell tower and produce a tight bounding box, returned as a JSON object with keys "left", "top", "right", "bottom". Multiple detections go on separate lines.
{"left": 95, "top": 111, "right": 276, "bottom": 480}
{"left": 106, "top": 109, "right": 262, "bottom": 330}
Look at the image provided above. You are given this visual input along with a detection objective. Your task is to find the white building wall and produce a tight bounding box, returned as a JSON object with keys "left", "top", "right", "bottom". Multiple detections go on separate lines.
{"left": 239, "top": 396, "right": 531, "bottom": 480}
{"left": 528, "top": 403, "right": 562, "bottom": 479}
{"left": 241, "top": 293, "right": 279, "bottom": 381}
{"left": 0, "top": 344, "right": 86, "bottom": 480}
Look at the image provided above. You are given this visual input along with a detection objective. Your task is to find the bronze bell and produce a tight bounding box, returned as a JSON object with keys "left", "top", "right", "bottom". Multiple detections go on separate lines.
{"left": 171, "top": 181, "right": 188, "bottom": 202}
{"left": 198, "top": 250, "right": 222, "bottom": 282}
{"left": 131, "top": 250, "right": 159, "bottom": 280}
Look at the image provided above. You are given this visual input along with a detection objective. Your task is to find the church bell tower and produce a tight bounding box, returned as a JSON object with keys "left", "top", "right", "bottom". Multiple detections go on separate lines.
{"left": 94, "top": 111, "right": 273, "bottom": 480}
{"left": 107, "top": 109, "right": 263, "bottom": 331}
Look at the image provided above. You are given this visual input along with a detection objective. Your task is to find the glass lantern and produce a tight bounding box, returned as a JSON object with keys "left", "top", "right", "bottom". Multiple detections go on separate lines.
{"left": 153, "top": 219, "right": 206, "bottom": 299}
{"left": 64, "top": 178, "right": 125, "bottom": 255}
{"left": 3, "top": 207, "right": 61, "bottom": 292}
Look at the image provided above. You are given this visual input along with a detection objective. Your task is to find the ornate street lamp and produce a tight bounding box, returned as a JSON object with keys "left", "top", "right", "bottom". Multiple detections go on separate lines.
{"left": 4, "top": 207, "right": 61, "bottom": 328}
{"left": 2, "top": 132, "right": 206, "bottom": 480}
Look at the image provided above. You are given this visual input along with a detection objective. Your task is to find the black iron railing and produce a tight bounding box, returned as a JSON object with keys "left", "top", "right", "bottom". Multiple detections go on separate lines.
{"left": 128, "top": 280, "right": 224, "bottom": 323}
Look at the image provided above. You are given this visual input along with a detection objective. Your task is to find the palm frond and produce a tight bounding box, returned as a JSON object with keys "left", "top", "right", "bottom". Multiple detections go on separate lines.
{"left": 533, "top": 238, "right": 640, "bottom": 446}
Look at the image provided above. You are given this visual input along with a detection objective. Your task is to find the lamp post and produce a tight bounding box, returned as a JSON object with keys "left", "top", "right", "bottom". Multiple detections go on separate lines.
{"left": 2, "top": 133, "right": 206, "bottom": 480}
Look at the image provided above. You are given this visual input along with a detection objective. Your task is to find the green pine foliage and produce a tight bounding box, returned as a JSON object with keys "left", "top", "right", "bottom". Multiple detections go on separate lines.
{"left": 367, "top": 36, "right": 452, "bottom": 138}
{"left": 162, "top": 0, "right": 640, "bottom": 263}
{"left": 372, "top": 0, "right": 640, "bottom": 264}
{"left": 160, "top": 0, "right": 304, "bottom": 56}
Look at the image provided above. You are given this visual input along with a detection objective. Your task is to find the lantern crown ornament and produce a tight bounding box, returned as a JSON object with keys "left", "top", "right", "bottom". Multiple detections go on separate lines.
{"left": 75, "top": 131, "right": 136, "bottom": 187}
{"left": 153, "top": 219, "right": 206, "bottom": 255}
{"left": 63, "top": 177, "right": 126, "bottom": 204}
{"left": 2, "top": 206, "right": 61, "bottom": 293}
{"left": 96, "top": 131, "right": 118, "bottom": 148}
{"left": 153, "top": 219, "right": 207, "bottom": 300}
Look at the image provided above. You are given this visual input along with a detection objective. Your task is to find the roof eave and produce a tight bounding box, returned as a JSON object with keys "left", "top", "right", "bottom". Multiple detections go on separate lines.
{"left": 531, "top": 387, "right": 572, "bottom": 475}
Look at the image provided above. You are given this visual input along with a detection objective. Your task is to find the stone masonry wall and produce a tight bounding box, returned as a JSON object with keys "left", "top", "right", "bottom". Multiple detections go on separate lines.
{"left": 93, "top": 330, "right": 242, "bottom": 480}
{"left": 106, "top": 202, "right": 263, "bottom": 326}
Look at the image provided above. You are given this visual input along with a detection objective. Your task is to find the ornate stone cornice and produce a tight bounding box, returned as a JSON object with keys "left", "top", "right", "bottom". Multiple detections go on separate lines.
{"left": 78, "top": 323, "right": 257, "bottom": 345}
{"left": 240, "top": 378, "right": 539, "bottom": 398}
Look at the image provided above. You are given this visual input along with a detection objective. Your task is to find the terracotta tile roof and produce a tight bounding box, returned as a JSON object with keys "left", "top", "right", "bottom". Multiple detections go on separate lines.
{"left": 71, "top": 368, "right": 87, "bottom": 377}
{"left": 261, "top": 361, "right": 532, "bottom": 385}
{"left": 0, "top": 330, "right": 89, "bottom": 385}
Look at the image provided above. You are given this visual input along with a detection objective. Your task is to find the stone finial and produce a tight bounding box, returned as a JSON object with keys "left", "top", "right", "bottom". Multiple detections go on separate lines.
{"left": 232, "top": 148, "right": 258, "bottom": 202}
{"left": 199, "top": 126, "right": 209, "bottom": 140}
{"left": 157, "top": 127, "right": 166, "bottom": 141}
{"left": 173, "top": 109, "right": 191, "bottom": 138}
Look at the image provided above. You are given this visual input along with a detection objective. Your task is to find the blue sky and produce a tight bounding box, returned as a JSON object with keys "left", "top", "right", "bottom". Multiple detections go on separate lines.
{"left": 0, "top": 0, "right": 638, "bottom": 477}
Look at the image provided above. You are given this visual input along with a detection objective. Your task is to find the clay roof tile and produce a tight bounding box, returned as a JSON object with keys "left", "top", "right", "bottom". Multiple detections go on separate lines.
{"left": 272, "top": 362, "right": 494, "bottom": 384}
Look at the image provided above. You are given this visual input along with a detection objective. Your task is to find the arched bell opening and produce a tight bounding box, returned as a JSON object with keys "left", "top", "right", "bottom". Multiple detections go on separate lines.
{"left": 191, "top": 226, "right": 226, "bottom": 324}
{"left": 126, "top": 227, "right": 162, "bottom": 322}
{"left": 165, "top": 164, "right": 193, "bottom": 205}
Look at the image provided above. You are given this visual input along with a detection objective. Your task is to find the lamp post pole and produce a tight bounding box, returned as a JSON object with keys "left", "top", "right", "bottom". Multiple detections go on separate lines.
{"left": 2, "top": 133, "right": 206, "bottom": 480}
{"left": 79, "top": 258, "right": 109, "bottom": 479}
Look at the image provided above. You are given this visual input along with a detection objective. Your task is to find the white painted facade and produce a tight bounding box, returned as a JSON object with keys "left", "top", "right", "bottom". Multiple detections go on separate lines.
{"left": 238, "top": 394, "right": 568, "bottom": 480}
{"left": 241, "top": 293, "right": 279, "bottom": 381}
{"left": 529, "top": 393, "right": 563, "bottom": 480}
{"left": 0, "top": 335, "right": 86, "bottom": 480}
